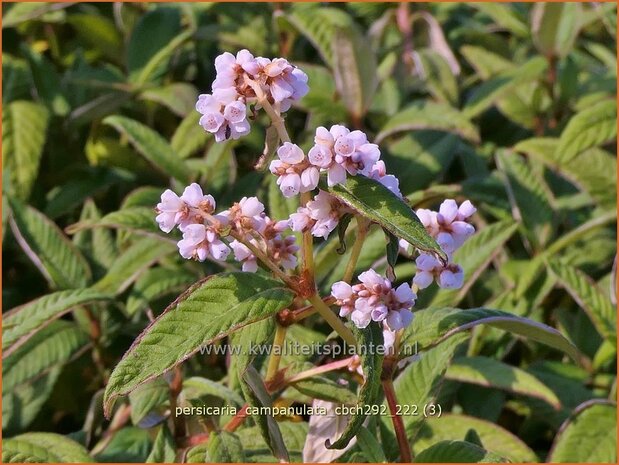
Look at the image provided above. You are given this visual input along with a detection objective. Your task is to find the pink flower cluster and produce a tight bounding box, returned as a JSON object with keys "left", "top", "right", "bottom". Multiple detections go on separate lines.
{"left": 331, "top": 269, "right": 416, "bottom": 332}
{"left": 155, "top": 184, "right": 298, "bottom": 271}
{"left": 289, "top": 190, "right": 352, "bottom": 239}
{"left": 196, "top": 50, "right": 308, "bottom": 142}
{"left": 411, "top": 199, "right": 476, "bottom": 290}
{"left": 269, "top": 142, "right": 319, "bottom": 197}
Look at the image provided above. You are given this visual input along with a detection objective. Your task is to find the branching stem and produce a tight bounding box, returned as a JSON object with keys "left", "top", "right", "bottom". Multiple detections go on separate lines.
{"left": 343, "top": 216, "right": 370, "bottom": 283}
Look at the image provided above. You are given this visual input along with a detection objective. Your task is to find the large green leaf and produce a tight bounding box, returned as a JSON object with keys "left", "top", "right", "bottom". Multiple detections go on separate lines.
{"left": 126, "top": 267, "right": 196, "bottom": 316}
{"left": 415, "top": 440, "right": 508, "bottom": 463}
{"left": 556, "top": 99, "right": 617, "bottom": 163}
{"left": 9, "top": 198, "right": 91, "bottom": 289}
{"left": 331, "top": 21, "right": 377, "bottom": 120}
{"left": 3, "top": 320, "right": 88, "bottom": 390}
{"left": 446, "top": 356, "right": 561, "bottom": 408}
{"left": 548, "top": 260, "right": 616, "bottom": 345}
{"left": 548, "top": 401, "right": 616, "bottom": 463}
{"left": 67, "top": 206, "right": 161, "bottom": 236}
{"left": 103, "top": 115, "right": 191, "bottom": 183}
{"left": 3, "top": 288, "right": 111, "bottom": 355}
{"left": 392, "top": 334, "right": 466, "bottom": 439}
{"left": 414, "top": 414, "right": 537, "bottom": 462}
{"left": 21, "top": 45, "right": 70, "bottom": 115}
{"left": 208, "top": 431, "right": 246, "bottom": 462}
{"left": 375, "top": 101, "right": 480, "bottom": 144}
{"left": 2, "top": 101, "right": 49, "bottom": 200}
{"left": 140, "top": 83, "right": 198, "bottom": 117}
{"left": 327, "top": 175, "right": 445, "bottom": 260}
{"left": 400, "top": 307, "right": 579, "bottom": 362}
{"left": 531, "top": 2, "right": 582, "bottom": 58}
{"left": 2, "top": 433, "right": 92, "bottom": 463}
{"left": 326, "top": 322, "right": 383, "bottom": 449}
{"left": 472, "top": 3, "right": 528, "bottom": 37}
{"left": 170, "top": 111, "right": 208, "bottom": 159}
{"left": 103, "top": 272, "right": 294, "bottom": 416}
{"left": 146, "top": 423, "right": 176, "bottom": 463}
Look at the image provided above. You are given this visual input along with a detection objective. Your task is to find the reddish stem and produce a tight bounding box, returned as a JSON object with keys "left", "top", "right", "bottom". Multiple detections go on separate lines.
{"left": 383, "top": 379, "right": 413, "bottom": 463}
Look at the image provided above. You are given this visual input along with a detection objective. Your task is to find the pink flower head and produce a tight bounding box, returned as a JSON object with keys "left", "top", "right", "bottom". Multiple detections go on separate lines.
{"left": 331, "top": 269, "right": 416, "bottom": 331}
{"left": 219, "top": 196, "right": 266, "bottom": 237}
{"left": 413, "top": 253, "right": 464, "bottom": 290}
{"left": 177, "top": 224, "right": 230, "bottom": 262}
{"left": 416, "top": 199, "right": 476, "bottom": 253}
{"left": 196, "top": 91, "right": 250, "bottom": 143}
{"left": 156, "top": 184, "right": 218, "bottom": 233}
{"left": 304, "top": 190, "right": 351, "bottom": 239}
{"left": 270, "top": 143, "right": 319, "bottom": 197}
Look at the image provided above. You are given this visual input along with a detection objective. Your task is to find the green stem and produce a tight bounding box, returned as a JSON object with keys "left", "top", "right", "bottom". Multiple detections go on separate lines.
{"left": 266, "top": 324, "right": 288, "bottom": 382}
{"left": 308, "top": 294, "right": 357, "bottom": 347}
{"left": 343, "top": 216, "right": 370, "bottom": 283}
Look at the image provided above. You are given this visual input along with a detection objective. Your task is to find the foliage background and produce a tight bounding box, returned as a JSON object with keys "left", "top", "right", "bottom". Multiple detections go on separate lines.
{"left": 2, "top": 1, "right": 617, "bottom": 463}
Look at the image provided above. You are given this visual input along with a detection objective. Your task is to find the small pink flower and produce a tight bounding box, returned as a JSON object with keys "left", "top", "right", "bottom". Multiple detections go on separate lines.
{"left": 156, "top": 189, "right": 185, "bottom": 233}
{"left": 413, "top": 253, "right": 464, "bottom": 290}
{"left": 178, "top": 224, "right": 230, "bottom": 262}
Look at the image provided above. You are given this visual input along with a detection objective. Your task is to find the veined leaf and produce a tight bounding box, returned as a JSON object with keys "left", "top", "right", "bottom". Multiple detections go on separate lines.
{"left": 140, "top": 83, "right": 198, "bottom": 117}
{"left": 326, "top": 322, "right": 383, "bottom": 449}
{"left": 67, "top": 207, "right": 161, "bottom": 236}
{"left": 104, "top": 273, "right": 294, "bottom": 416}
{"left": 548, "top": 260, "right": 616, "bottom": 345}
{"left": 531, "top": 2, "right": 582, "bottom": 58}
{"left": 9, "top": 198, "right": 92, "bottom": 289}
{"left": 415, "top": 440, "right": 508, "bottom": 463}
{"left": 93, "top": 237, "right": 176, "bottom": 295}
{"left": 472, "top": 3, "right": 528, "bottom": 37}
{"left": 208, "top": 431, "right": 246, "bottom": 462}
{"left": 290, "top": 376, "right": 357, "bottom": 405}
{"left": 182, "top": 376, "right": 244, "bottom": 407}
{"left": 2, "top": 3, "right": 71, "bottom": 28}
{"left": 375, "top": 101, "right": 480, "bottom": 144}
{"left": 496, "top": 151, "right": 554, "bottom": 250}
{"left": 392, "top": 334, "right": 466, "bottom": 439}
{"left": 556, "top": 99, "right": 617, "bottom": 163}
{"left": 241, "top": 365, "right": 290, "bottom": 462}
{"left": 548, "top": 401, "right": 617, "bottom": 462}
{"left": 2, "top": 433, "right": 92, "bottom": 463}
{"left": 3, "top": 288, "right": 110, "bottom": 356}
{"left": 356, "top": 426, "right": 388, "bottom": 463}
{"left": 327, "top": 175, "right": 445, "bottom": 260}
{"left": 230, "top": 317, "right": 275, "bottom": 390}
{"left": 446, "top": 356, "right": 561, "bottom": 408}
{"left": 400, "top": 307, "right": 579, "bottom": 362}
{"left": 4, "top": 320, "right": 88, "bottom": 390}
{"left": 146, "top": 423, "right": 176, "bottom": 463}
{"left": 2, "top": 100, "right": 49, "bottom": 200}
{"left": 170, "top": 111, "right": 208, "bottom": 159}
{"left": 103, "top": 115, "right": 191, "bottom": 183}
{"left": 463, "top": 57, "right": 547, "bottom": 118}
{"left": 129, "top": 378, "right": 169, "bottom": 426}
{"left": 331, "top": 21, "right": 377, "bottom": 119}
{"left": 21, "top": 45, "right": 70, "bottom": 116}
{"left": 414, "top": 414, "right": 537, "bottom": 462}
{"left": 126, "top": 267, "right": 196, "bottom": 316}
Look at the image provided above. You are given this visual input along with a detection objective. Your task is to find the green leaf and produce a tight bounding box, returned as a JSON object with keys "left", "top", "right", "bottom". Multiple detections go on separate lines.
{"left": 463, "top": 57, "right": 547, "bottom": 118}
{"left": 126, "top": 267, "right": 196, "bottom": 317}
{"left": 514, "top": 138, "right": 617, "bottom": 209}
{"left": 67, "top": 13, "right": 122, "bottom": 63}
{"left": 95, "top": 426, "right": 152, "bottom": 462}
{"left": 290, "top": 376, "right": 357, "bottom": 405}
{"left": 548, "top": 401, "right": 617, "bottom": 463}
{"left": 446, "top": 356, "right": 561, "bottom": 408}
{"left": 416, "top": 50, "right": 459, "bottom": 106}
{"left": 327, "top": 175, "right": 445, "bottom": 260}
{"left": 531, "top": 2, "right": 582, "bottom": 58}
{"left": 170, "top": 111, "right": 208, "bottom": 159}
{"left": 3, "top": 288, "right": 110, "bottom": 356}
{"left": 229, "top": 317, "right": 276, "bottom": 390}
{"left": 103, "top": 115, "right": 191, "bottom": 183}
{"left": 556, "top": 99, "right": 617, "bottom": 163}
{"left": 472, "top": 3, "right": 528, "bottom": 37}
{"left": 241, "top": 365, "right": 290, "bottom": 462}
{"left": 326, "top": 322, "right": 383, "bottom": 449}
{"left": 2, "top": 433, "right": 92, "bottom": 463}
{"left": 21, "top": 45, "right": 70, "bottom": 116}
{"left": 331, "top": 22, "right": 377, "bottom": 119}
{"left": 3, "top": 320, "right": 88, "bottom": 390}
{"left": 2, "top": 101, "right": 49, "bottom": 200}
{"left": 140, "top": 83, "right": 198, "bottom": 117}
{"left": 548, "top": 260, "right": 616, "bottom": 345}
{"left": 127, "top": 7, "right": 182, "bottom": 84}
{"left": 356, "top": 426, "right": 388, "bottom": 463}
{"left": 93, "top": 237, "right": 176, "bottom": 295}
{"left": 234, "top": 422, "right": 307, "bottom": 463}
{"left": 129, "top": 378, "right": 169, "bottom": 426}
{"left": 2, "top": 3, "right": 70, "bottom": 28}
{"left": 416, "top": 440, "right": 508, "bottom": 463}
{"left": 68, "top": 207, "right": 161, "bottom": 236}
{"left": 393, "top": 334, "right": 466, "bottom": 438}
{"left": 146, "top": 423, "right": 176, "bottom": 463}
{"left": 376, "top": 101, "right": 480, "bottom": 144}
{"left": 208, "top": 431, "right": 246, "bottom": 462}
{"left": 400, "top": 307, "right": 580, "bottom": 362}
{"left": 414, "top": 414, "right": 538, "bottom": 462}
{"left": 182, "top": 376, "right": 244, "bottom": 407}
{"left": 496, "top": 151, "right": 554, "bottom": 249}
{"left": 9, "top": 198, "right": 91, "bottom": 289}
{"left": 104, "top": 273, "right": 294, "bottom": 416}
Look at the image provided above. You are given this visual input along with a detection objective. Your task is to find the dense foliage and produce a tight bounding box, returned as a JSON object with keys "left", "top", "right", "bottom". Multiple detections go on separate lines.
{"left": 2, "top": 2, "right": 617, "bottom": 463}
